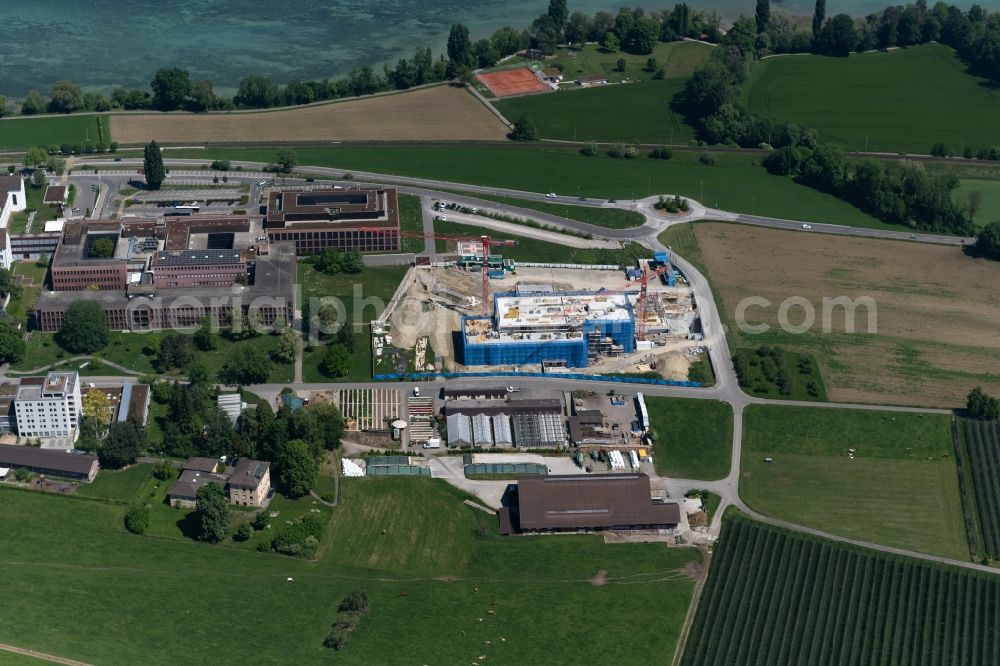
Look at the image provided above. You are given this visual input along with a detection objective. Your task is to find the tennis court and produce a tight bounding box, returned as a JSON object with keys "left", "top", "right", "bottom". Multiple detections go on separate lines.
{"left": 477, "top": 68, "right": 550, "bottom": 98}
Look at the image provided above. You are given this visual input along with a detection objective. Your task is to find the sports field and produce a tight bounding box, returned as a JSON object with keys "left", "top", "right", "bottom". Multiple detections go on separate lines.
{"left": 477, "top": 68, "right": 550, "bottom": 97}
{"left": 693, "top": 223, "right": 1000, "bottom": 407}
{"left": 109, "top": 86, "right": 507, "bottom": 144}
{"left": 179, "top": 145, "right": 886, "bottom": 228}
{"left": 0, "top": 113, "right": 109, "bottom": 151}
{"left": 741, "top": 405, "right": 968, "bottom": 560}
{"left": 494, "top": 42, "right": 712, "bottom": 144}
{"left": 744, "top": 44, "right": 1000, "bottom": 154}
{"left": 683, "top": 516, "right": 1000, "bottom": 666}
{"left": 0, "top": 478, "right": 700, "bottom": 664}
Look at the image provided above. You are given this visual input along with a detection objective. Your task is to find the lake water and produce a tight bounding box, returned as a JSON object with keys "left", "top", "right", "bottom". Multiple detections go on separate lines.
{"left": 0, "top": 0, "right": 994, "bottom": 96}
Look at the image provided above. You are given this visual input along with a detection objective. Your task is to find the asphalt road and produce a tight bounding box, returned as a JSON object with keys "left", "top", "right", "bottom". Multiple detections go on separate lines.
{"left": 56, "top": 155, "right": 989, "bottom": 573}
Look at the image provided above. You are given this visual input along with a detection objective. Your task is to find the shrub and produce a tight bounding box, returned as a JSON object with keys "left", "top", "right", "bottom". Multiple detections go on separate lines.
{"left": 699, "top": 153, "right": 716, "bottom": 166}
{"left": 234, "top": 523, "right": 253, "bottom": 542}
{"left": 579, "top": 141, "right": 598, "bottom": 157}
{"left": 152, "top": 460, "right": 174, "bottom": 481}
{"left": 648, "top": 147, "right": 673, "bottom": 160}
{"left": 623, "top": 145, "right": 639, "bottom": 159}
{"left": 124, "top": 503, "right": 150, "bottom": 535}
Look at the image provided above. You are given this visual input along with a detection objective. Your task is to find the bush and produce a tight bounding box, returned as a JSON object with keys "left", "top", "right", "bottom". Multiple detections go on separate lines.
{"left": 648, "top": 147, "right": 673, "bottom": 160}
{"left": 699, "top": 153, "right": 716, "bottom": 166}
{"left": 152, "top": 460, "right": 174, "bottom": 481}
{"left": 124, "top": 503, "right": 150, "bottom": 535}
{"left": 234, "top": 523, "right": 253, "bottom": 542}
{"left": 623, "top": 145, "right": 639, "bottom": 159}
{"left": 579, "top": 142, "right": 598, "bottom": 157}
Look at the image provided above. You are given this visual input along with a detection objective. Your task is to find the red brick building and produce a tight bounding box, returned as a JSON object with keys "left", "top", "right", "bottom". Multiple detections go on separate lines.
{"left": 265, "top": 187, "right": 400, "bottom": 254}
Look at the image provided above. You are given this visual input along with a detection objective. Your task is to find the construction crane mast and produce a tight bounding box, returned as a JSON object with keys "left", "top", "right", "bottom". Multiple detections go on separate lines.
{"left": 555, "top": 264, "right": 670, "bottom": 342}
{"left": 357, "top": 226, "right": 516, "bottom": 315}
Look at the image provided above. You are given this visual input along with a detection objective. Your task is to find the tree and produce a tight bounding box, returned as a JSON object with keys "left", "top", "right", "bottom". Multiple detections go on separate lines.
{"left": 813, "top": 0, "right": 826, "bottom": 39}
{"left": 156, "top": 333, "right": 193, "bottom": 370}
{"left": 491, "top": 26, "right": 526, "bottom": 57}
{"left": 189, "top": 80, "right": 215, "bottom": 112}
{"left": 48, "top": 80, "right": 83, "bottom": 113}
{"left": 23, "top": 146, "right": 48, "bottom": 169}
{"left": 275, "top": 327, "right": 299, "bottom": 364}
{"left": 624, "top": 17, "right": 660, "bottom": 55}
{"left": 234, "top": 523, "right": 253, "bottom": 542}
{"left": 100, "top": 421, "right": 145, "bottom": 469}
{"left": 975, "top": 221, "right": 1000, "bottom": 260}
{"left": 565, "top": 12, "right": 592, "bottom": 44}
{"left": 0, "top": 319, "right": 25, "bottom": 364}
{"left": 151, "top": 67, "right": 192, "bottom": 110}
{"left": 756, "top": 0, "right": 771, "bottom": 34}
{"left": 143, "top": 141, "right": 166, "bottom": 190}
{"left": 968, "top": 191, "right": 982, "bottom": 219}
{"left": 219, "top": 347, "right": 271, "bottom": 385}
{"left": 509, "top": 114, "right": 538, "bottom": 141}
{"left": 602, "top": 31, "right": 620, "bottom": 52}
{"left": 89, "top": 237, "right": 115, "bottom": 258}
{"left": 21, "top": 90, "right": 47, "bottom": 115}
{"left": 967, "top": 387, "right": 1000, "bottom": 420}
{"left": 547, "top": 0, "right": 569, "bottom": 31}
{"left": 58, "top": 301, "right": 108, "bottom": 353}
{"left": 195, "top": 483, "right": 230, "bottom": 543}
{"left": 447, "top": 24, "right": 474, "bottom": 71}
{"left": 193, "top": 317, "right": 216, "bottom": 351}
{"left": 83, "top": 390, "right": 113, "bottom": 438}
{"left": 930, "top": 142, "right": 952, "bottom": 158}
{"left": 275, "top": 149, "right": 297, "bottom": 173}
{"left": 319, "top": 344, "right": 351, "bottom": 378}
{"left": 124, "top": 503, "right": 150, "bottom": 535}
{"left": 276, "top": 439, "right": 318, "bottom": 497}
{"left": 234, "top": 75, "right": 278, "bottom": 108}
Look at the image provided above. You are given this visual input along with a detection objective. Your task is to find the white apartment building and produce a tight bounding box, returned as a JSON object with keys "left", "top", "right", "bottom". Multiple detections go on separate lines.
{"left": 0, "top": 175, "right": 26, "bottom": 230}
{"left": 14, "top": 372, "right": 83, "bottom": 441}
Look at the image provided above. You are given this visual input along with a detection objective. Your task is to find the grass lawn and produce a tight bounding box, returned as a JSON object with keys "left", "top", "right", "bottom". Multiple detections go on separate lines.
{"left": 744, "top": 44, "right": 1000, "bottom": 154}
{"left": 434, "top": 218, "right": 649, "bottom": 266}
{"left": 496, "top": 78, "right": 695, "bottom": 145}
{"left": 0, "top": 477, "right": 700, "bottom": 664}
{"left": 0, "top": 114, "right": 109, "bottom": 151}
{"left": 465, "top": 193, "right": 645, "bottom": 229}
{"left": 74, "top": 464, "right": 156, "bottom": 503}
{"left": 955, "top": 178, "right": 1000, "bottom": 228}
{"left": 397, "top": 193, "right": 425, "bottom": 253}
{"left": 658, "top": 223, "right": 709, "bottom": 276}
{"left": 173, "top": 146, "right": 887, "bottom": 229}
{"left": 503, "top": 40, "right": 712, "bottom": 82}
{"left": 741, "top": 405, "right": 968, "bottom": 560}
{"left": 11, "top": 331, "right": 293, "bottom": 384}
{"left": 6, "top": 260, "right": 48, "bottom": 326}
{"left": 646, "top": 397, "right": 733, "bottom": 481}
{"left": 299, "top": 263, "right": 409, "bottom": 383}
{"left": 9, "top": 183, "right": 60, "bottom": 233}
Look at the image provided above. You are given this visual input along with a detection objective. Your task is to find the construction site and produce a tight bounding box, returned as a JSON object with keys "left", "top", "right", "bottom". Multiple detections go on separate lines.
{"left": 373, "top": 241, "right": 705, "bottom": 380}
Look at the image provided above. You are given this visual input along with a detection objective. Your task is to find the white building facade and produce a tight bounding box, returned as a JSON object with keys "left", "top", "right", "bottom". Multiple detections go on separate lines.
{"left": 0, "top": 176, "right": 26, "bottom": 230}
{"left": 14, "top": 372, "right": 83, "bottom": 440}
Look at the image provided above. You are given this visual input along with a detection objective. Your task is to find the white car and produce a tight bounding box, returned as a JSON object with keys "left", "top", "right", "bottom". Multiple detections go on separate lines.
{"left": 412, "top": 386, "right": 420, "bottom": 397}
{"left": 546, "top": 192, "right": 557, "bottom": 198}
{"left": 801, "top": 224, "right": 812, "bottom": 229}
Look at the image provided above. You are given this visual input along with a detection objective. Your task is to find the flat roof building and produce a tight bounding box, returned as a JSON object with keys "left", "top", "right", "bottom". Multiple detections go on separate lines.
{"left": 500, "top": 473, "right": 680, "bottom": 534}
{"left": 264, "top": 187, "right": 400, "bottom": 254}
{"left": 13, "top": 372, "right": 82, "bottom": 441}
{"left": 460, "top": 290, "right": 635, "bottom": 368}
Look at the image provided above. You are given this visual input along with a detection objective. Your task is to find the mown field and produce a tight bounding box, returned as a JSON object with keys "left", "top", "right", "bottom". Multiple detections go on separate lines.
{"left": 109, "top": 85, "right": 507, "bottom": 144}
{"left": 177, "top": 145, "right": 888, "bottom": 228}
{"left": 693, "top": 223, "right": 1000, "bottom": 407}
{"left": 646, "top": 397, "right": 733, "bottom": 480}
{"left": 741, "top": 405, "right": 968, "bottom": 560}
{"left": 957, "top": 418, "right": 1000, "bottom": 562}
{"left": 300, "top": 263, "right": 409, "bottom": 383}
{"left": 955, "top": 178, "right": 1000, "bottom": 228}
{"left": 744, "top": 44, "right": 1000, "bottom": 154}
{"left": 682, "top": 516, "right": 1000, "bottom": 666}
{"left": 503, "top": 41, "right": 712, "bottom": 83}
{"left": 0, "top": 477, "right": 700, "bottom": 664}
{"left": 496, "top": 78, "right": 695, "bottom": 145}
{"left": 0, "top": 113, "right": 108, "bottom": 150}
{"left": 459, "top": 193, "right": 645, "bottom": 229}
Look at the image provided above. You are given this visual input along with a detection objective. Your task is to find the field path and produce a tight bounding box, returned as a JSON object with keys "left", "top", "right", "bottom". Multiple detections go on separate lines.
{"left": 0, "top": 643, "right": 92, "bottom": 666}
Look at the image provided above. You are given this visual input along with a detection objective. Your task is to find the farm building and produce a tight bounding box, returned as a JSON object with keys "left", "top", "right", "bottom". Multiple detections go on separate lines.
{"left": 445, "top": 399, "right": 565, "bottom": 449}
{"left": 0, "top": 444, "right": 99, "bottom": 482}
{"left": 499, "top": 473, "right": 680, "bottom": 534}
{"left": 459, "top": 289, "right": 635, "bottom": 368}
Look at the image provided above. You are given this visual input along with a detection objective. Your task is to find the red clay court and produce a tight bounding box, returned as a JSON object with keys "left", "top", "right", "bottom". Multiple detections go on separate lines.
{"left": 477, "top": 67, "right": 550, "bottom": 98}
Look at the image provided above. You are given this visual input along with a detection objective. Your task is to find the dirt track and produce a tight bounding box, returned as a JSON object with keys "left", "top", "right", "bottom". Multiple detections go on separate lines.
{"left": 110, "top": 86, "right": 508, "bottom": 144}
{"left": 695, "top": 223, "right": 1000, "bottom": 407}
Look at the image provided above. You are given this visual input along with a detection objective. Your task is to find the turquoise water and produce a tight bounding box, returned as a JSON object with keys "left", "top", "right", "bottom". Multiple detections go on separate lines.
{"left": 0, "top": 0, "right": 994, "bottom": 96}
